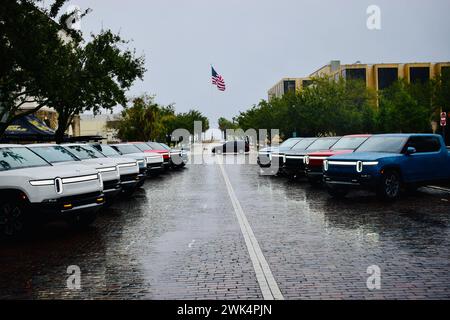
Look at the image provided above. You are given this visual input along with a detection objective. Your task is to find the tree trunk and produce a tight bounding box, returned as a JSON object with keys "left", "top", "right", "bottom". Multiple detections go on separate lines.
{"left": 0, "top": 123, "right": 8, "bottom": 140}
{"left": 54, "top": 125, "right": 66, "bottom": 144}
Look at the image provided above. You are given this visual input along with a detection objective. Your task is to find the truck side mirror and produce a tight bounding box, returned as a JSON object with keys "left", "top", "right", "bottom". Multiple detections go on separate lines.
{"left": 406, "top": 147, "right": 416, "bottom": 155}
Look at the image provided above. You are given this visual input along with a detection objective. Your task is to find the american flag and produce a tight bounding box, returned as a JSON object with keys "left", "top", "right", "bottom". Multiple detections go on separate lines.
{"left": 211, "top": 66, "right": 226, "bottom": 91}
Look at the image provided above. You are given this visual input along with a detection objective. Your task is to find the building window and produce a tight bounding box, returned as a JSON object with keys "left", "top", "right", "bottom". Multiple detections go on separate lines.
{"left": 409, "top": 67, "right": 430, "bottom": 83}
{"left": 377, "top": 67, "right": 398, "bottom": 90}
{"left": 344, "top": 68, "right": 367, "bottom": 83}
{"left": 283, "top": 80, "right": 296, "bottom": 94}
{"left": 441, "top": 66, "right": 450, "bottom": 77}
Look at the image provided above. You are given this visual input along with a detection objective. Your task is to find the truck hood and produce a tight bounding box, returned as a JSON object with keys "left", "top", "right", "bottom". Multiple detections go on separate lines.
{"left": 1, "top": 163, "right": 97, "bottom": 180}
{"left": 260, "top": 146, "right": 292, "bottom": 154}
{"left": 53, "top": 158, "right": 117, "bottom": 169}
{"left": 328, "top": 152, "right": 402, "bottom": 161}
{"left": 308, "top": 149, "right": 354, "bottom": 157}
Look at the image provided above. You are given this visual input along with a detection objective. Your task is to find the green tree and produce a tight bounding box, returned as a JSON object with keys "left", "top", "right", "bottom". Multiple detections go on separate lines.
{"left": 376, "top": 80, "right": 431, "bottom": 133}
{"left": 218, "top": 117, "right": 237, "bottom": 140}
{"left": 0, "top": 0, "right": 73, "bottom": 136}
{"left": 51, "top": 29, "right": 145, "bottom": 142}
{"left": 113, "top": 95, "right": 210, "bottom": 143}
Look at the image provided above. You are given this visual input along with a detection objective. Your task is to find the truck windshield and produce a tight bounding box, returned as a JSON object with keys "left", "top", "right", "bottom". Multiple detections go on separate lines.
{"left": 280, "top": 138, "right": 301, "bottom": 148}
{"left": 306, "top": 138, "right": 340, "bottom": 150}
{"left": 114, "top": 145, "right": 142, "bottom": 155}
{"left": 134, "top": 143, "right": 152, "bottom": 151}
{"left": 28, "top": 146, "right": 79, "bottom": 163}
{"left": 356, "top": 136, "right": 408, "bottom": 153}
{"left": 291, "top": 138, "right": 317, "bottom": 150}
{"left": 331, "top": 137, "right": 369, "bottom": 150}
{"left": 0, "top": 147, "right": 50, "bottom": 171}
{"left": 65, "top": 145, "right": 105, "bottom": 159}
{"left": 93, "top": 144, "right": 120, "bottom": 156}
{"left": 146, "top": 142, "right": 163, "bottom": 149}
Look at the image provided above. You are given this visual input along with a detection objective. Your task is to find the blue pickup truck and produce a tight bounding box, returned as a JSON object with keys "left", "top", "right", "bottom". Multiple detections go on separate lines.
{"left": 323, "top": 134, "right": 450, "bottom": 200}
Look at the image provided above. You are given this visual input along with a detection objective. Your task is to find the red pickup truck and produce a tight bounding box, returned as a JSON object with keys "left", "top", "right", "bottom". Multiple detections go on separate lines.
{"left": 304, "top": 134, "right": 371, "bottom": 185}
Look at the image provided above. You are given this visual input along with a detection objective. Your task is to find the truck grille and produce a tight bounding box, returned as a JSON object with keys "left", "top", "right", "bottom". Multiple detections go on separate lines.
{"left": 103, "top": 179, "right": 120, "bottom": 191}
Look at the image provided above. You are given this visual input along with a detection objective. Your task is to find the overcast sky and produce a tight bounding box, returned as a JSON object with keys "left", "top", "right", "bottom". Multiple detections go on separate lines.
{"left": 64, "top": 0, "right": 450, "bottom": 127}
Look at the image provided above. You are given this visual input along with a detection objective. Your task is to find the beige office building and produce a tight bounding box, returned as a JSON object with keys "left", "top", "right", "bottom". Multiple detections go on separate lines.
{"left": 268, "top": 60, "right": 450, "bottom": 99}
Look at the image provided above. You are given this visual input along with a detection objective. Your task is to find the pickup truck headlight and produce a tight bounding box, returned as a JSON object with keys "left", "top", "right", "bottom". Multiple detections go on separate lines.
{"left": 323, "top": 160, "right": 329, "bottom": 171}
{"left": 304, "top": 155, "right": 310, "bottom": 165}
{"left": 137, "top": 159, "right": 145, "bottom": 167}
{"left": 118, "top": 162, "right": 137, "bottom": 168}
{"left": 29, "top": 179, "right": 54, "bottom": 186}
{"left": 356, "top": 161, "right": 363, "bottom": 173}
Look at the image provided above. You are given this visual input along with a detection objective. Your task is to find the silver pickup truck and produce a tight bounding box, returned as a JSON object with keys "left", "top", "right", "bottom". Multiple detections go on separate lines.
{"left": 27, "top": 144, "right": 123, "bottom": 200}
{"left": 111, "top": 143, "right": 164, "bottom": 176}
{"left": 62, "top": 144, "right": 141, "bottom": 196}
{"left": 89, "top": 143, "right": 147, "bottom": 188}
{"left": 0, "top": 144, "right": 104, "bottom": 238}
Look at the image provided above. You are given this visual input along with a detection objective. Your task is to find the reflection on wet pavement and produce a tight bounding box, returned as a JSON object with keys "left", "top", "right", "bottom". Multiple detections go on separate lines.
{"left": 0, "top": 154, "right": 449, "bottom": 299}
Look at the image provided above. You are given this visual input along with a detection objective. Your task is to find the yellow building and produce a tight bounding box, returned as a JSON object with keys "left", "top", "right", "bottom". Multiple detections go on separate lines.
{"left": 268, "top": 60, "right": 450, "bottom": 99}
{"left": 268, "top": 77, "right": 312, "bottom": 100}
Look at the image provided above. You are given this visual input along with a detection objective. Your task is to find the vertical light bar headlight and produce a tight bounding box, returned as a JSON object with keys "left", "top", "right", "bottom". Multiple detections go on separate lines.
{"left": 323, "top": 160, "right": 329, "bottom": 171}
{"left": 356, "top": 161, "right": 363, "bottom": 173}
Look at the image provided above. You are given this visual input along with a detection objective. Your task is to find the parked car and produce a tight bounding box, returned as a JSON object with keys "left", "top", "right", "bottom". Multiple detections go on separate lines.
{"left": 111, "top": 143, "right": 164, "bottom": 176}
{"left": 324, "top": 134, "right": 450, "bottom": 200}
{"left": 257, "top": 138, "right": 303, "bottom": 168}
{"left": 90, "top": 143, "right": 146, "bottom": 187}
{"left": 304, "top": 134, "right": 371, "bottom": 185}
{"left": 62, "top": 144, "right": 141, "bottom": 196}
{"left": 28, "top": 144, "right": 121, "bottom": 200}
{"left": 0, "top": 144, "right": 104, "bottom": 237}
{"left": 212, "top": 140, "right": 249, "bottom": 154}
{"left": 131, "top": 142, "right": 171, "bottom": 170}
{"left": 156, "top": 142, "right": 189, "bottom": 168}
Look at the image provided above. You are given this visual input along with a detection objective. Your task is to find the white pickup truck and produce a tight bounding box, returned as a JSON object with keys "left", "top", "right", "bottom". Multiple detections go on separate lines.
{"left": 111, "top": 143, "right": 164, "bottom": 176}
{"left": 0, "top": 144, "right": 104, "bottom": 238}
{"left": 89, "top": 143, "right": 147, "bottom": 188}
{"left": 27, "top": 144, "right": 123, "bottom": 200}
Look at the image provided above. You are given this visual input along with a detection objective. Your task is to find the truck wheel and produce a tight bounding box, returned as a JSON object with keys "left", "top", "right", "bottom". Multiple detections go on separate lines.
{"left": 67, "top": 212, "right": 98, "bottom": 229}
{"left": 0, "top": 200, "right": 27, "bottom": 238}
{"left": 326, "top": 185, "right": 348, "bottom": 198}
{"left": 377, "top": 170, "right": 401, "bottom": 201}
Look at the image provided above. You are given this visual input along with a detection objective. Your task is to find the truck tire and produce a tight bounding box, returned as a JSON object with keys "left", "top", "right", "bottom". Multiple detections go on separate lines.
{"left": 326, "top": 185, "right": 348, "bottom": 198}
{"left": 67, "top": 212, "right": 98, "bottom": 229}
{"left": 0, "top": 200, "right": 27, "bottom": 238}
{"left": 377, "top": 170, "right": 401, "bottom": 201}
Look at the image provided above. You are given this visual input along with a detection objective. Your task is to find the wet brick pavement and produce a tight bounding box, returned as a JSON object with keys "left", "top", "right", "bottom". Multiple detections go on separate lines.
{"left": 1, "top": 154, "right": 449, "bottom": 299}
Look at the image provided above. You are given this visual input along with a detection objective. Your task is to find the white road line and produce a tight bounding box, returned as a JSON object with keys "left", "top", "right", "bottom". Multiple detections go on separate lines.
{"left": 218, "top": 161, "right": 284, "bottom": 300}
{"left": 424, "top": 185, "right": 450, "bottom": 193}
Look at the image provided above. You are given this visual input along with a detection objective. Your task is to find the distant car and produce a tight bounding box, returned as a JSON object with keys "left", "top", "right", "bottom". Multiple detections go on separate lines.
{"left": 257, "top": 138, "right": 303, "bottom": 168}
{"left": 90, "top": 143, "right": 147, "bottom": 188}
{"left": 131, "top": 142, "right": 171, "bottom": 170}
{"left": 212, "top": 141, "right": 249, "bottom": 154}
{"left": 324, "top": 134, "right": 450, "bottom": 200}
{"left": 282, "top": 137, "right": 341, "bottom": 178}
{"left": 155, "top": 142, "right": 188, "bottom": 168}
{"left": 304, "top": 134, "right": 371, "bottom": 185}
{"left": 111, "top": 143, "right": 164, "bottom": 176}
{"left": 0, "top": 144, "right": 104, "bottom": 237}
{"left": 28, "top": 144, "right": 123, "bottom": 201}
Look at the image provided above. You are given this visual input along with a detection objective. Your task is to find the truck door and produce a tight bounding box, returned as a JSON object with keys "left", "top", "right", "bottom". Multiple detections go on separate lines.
{"left": 403, "top": 136, "right": 442, "bottom": 182}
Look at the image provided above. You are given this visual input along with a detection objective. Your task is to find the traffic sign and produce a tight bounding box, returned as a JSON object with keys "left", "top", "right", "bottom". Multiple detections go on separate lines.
{"left": 441, "top": 112, "right": 447, "bottom": 127}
